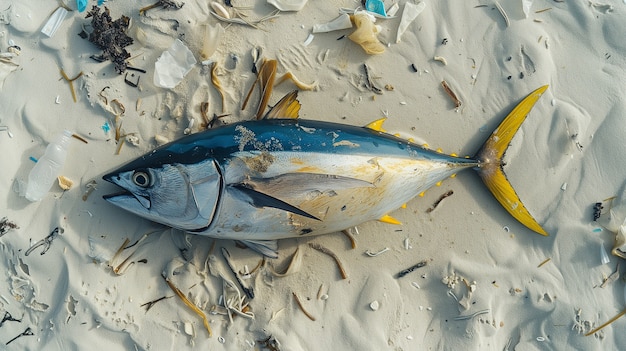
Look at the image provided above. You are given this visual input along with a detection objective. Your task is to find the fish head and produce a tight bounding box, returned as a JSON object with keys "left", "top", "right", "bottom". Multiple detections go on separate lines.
{"left": 103, "top": 153, "right": 223, "bottom": 231}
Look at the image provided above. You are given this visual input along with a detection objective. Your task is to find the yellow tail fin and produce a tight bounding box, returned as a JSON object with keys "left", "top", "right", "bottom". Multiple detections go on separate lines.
{"left": 476, "top": 85, "right": 549, "bottom": 236}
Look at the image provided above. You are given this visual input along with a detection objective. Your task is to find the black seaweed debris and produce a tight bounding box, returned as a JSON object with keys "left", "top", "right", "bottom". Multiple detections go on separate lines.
{"left": 84, "top": 6, "right": 133, "bottom": 74}
{"left": 0, "top": 217, "right": 19, "bottom": 237}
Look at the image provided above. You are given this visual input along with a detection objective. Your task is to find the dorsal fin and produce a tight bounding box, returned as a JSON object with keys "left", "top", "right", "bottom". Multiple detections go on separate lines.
{"left": 365, "top": 118, "right": 387, "bottom": 132}
{"left": 264, "top": 90, "right": 301, "bottom": 119}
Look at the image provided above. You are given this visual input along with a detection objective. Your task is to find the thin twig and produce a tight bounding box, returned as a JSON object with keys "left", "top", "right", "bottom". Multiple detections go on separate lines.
{"left": 426, "top": 190, "right": 454, "bottom": 213}
{"left": 292, "top": 292, "right": 316, "bottom": 321}
{"left": 60, "top": 69, "right": 83, "bottom": 103}
{"left": 308, "top": 243, "right": 348, "bottom": 279}
{"left": 441, "top": 80, "right": 461, "bottom": 108}
{"left": 585, "top": 307, "right": 626, "bottom": 336}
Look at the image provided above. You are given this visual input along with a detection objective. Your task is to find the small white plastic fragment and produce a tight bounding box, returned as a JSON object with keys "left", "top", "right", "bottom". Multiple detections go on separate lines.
{"left": 210, "top": 2, "right": 230, "bottom": 19}
{"left": 312, "top": 14, "right": 353, "bottom": 33}
{"left": 267, "top": 0, "right": 309, "bottom": 11}
{"left": 154, "top": 39, "right": 197, "bottom": 89}
{"left": 561, "top": 183, "right": 567, "bottom": 191}
{"left": 386, "top": 3, "right": 400, "bottom": 17}
{"left": 600, "top": 243, "right": 610, "bottom": 265}
{"left": 183, "top": 322, "right": 195, "bottom": 337}
{"left": 522, "top": 0, "right": 533, "bottom": 18}
{"left": 303, "top": 33, "right": 314, "bottom": 46}
{"left": 41, "top": 7, "right": 68, "bottom": 37}
{"left": 369, "top": 300, "right": 380, "bottom": 311}
{"left": 396, "top": 1, "right": 426, "bottom": 43}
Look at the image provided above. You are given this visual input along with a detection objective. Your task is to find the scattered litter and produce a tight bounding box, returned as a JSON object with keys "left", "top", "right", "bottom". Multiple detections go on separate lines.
{"left": 0, "top": 217, "right": 19, "bottom": 237}
{"left": 25, "top": 227, "right": 62, "bottom": 256}
{"left": 537, "top": 257, "right": 551, "bottom": 268}
{"left": 592, "top": 227, "right": 603, "bottom": 233}
{"left": 365, "top": 0, "right": 387, "bottom": 17}
{"left": 522, "top": 0, "right": 533, "bottom": 18}
{"left": 82, "top": 180, "right": 97, "bottom": 201}
{"left": 387, "top": 3, "right": 400, "bottom": 17}
{"left": 41, "top": 7, "right": 68, "bottom": 37}
{"left": 309, "top": 242, "right": 348, "bottom": 279}
{"left": 433, "top": 56, "right": 448, "bottom": 65}
{"left": 77, "top": 0, "right": 87, "bottom": 12}
{"left": 303, "top": 33, "right": 314, "bottom": 46}
{"left": 585, "top": 307, "right": 626, "bottom": 336}
{"left": 210, "top": 2, "right": 230, "bottom": 18}
{"left": 312, "top": 14, "right": 352, "bottom": 33}
{"left": 25, "top": 130, "right": 72, "bottom": 202}
{"left": 154, "top": 39, "right": 197, "bottom": 89}
{"left": 365, "top": 247, "right": 390, "bottom": 257}
{"left": 139, "top": 0, "right": 184, "bottom": 15}
{"left": 404, "top": 237, "right": 411, "bottom": 250}
{"left": 440, "top": 80, "right": 461, "bottom": 108}
{"left": 60, "top": 69, "right": 83, "bottom": 103}
{"left": 369, "top": 300, "right": 380, "bottom": 311}
{"left": 600, "top": 263, "right": 619, "bottom": 288}
{"left": 221, "top": 247, "right": 254, "bottom": 299}
{"left": 57, "top": 175, "right": 73, "bottom": 190}
{"left": 210, "top": 62, "right": 226, "bottom": 113}
{"left": 363, "top": 64, "right": 383, "bottom": 94}
{"left": 341, "top": 228, "right": 358, "bottom": 249}
{"left": 292, "top": 291, "right": 316, "bottom": 321}
{"left": 561, "top": 182, "right": 567, "bottom": 191}
{"left": 267, "top": 0, "right": 309, "bottom": 11}
{"left": 411, "top": 282, "right": 420, "bottom": 289}
{"left": 349, "top": 12, "right": 385, "bottom": 55}
{"left": 396, "top": 259, "right": 429, "bottom": 278}
{"left": 426, "top": 190, "right": 454, "bottom": 213}
{"left": 396, "top": 1, "right": 426, "bottom": 43}
{"left": 29, "top": 156, "right": 38, "bottom": 163}
{"left": 494, "top": 1, "right": 510, "bottom": 27}
{"left": 6, "top": 327, "right": 34, "bottom": 346}
{"left": 162, "top": 273, "right": 213, "bottom": 337}
{"left": 600, "top": 243, "right": 611, "bottom": 265}
{"left": 200, "top": 24, "right": 224, "bottom": 60}
{"left": 454, "top": 309, "right": 490, "bottom": 320}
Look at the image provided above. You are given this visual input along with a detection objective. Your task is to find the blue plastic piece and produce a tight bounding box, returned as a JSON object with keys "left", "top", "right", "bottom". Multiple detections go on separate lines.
{"left": 77, "top": 0, "right": 88, "bottom": 12}
{"left": 365, "top": 0, "right": 387, "bottom": 17}
{"left": 102, "top": 122, "right": 111, "bottom": 133}
{"left": 98, "top": 0, "right": 105, "bottom": 5}
{"left": 29, "top": 156, "right": 38, "bottom": 163}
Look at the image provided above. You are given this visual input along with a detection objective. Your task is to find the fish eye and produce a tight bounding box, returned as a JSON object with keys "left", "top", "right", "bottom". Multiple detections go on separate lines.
{"left": 132, "top": 171, "right": 151, "bottom": 188}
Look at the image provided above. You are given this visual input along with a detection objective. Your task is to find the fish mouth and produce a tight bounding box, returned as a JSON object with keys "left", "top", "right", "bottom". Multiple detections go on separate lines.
{"left": 103, "top": 190, "right": 152, "bottom": 209}
{"left": 102, "top": 172, "right": 152, "bottom": 209}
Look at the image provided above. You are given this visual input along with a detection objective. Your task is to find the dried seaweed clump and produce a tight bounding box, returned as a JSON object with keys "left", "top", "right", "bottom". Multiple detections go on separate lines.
{"left": 84, "top": 6, "right": 133, "bottom": 74}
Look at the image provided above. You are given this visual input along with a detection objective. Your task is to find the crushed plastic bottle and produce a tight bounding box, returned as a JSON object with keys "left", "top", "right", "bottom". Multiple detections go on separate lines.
{"left": 25, "top": 130, "right": 72, "bottom": 202}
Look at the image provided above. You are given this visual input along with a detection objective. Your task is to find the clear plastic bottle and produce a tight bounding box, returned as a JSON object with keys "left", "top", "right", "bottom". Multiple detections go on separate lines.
{"left": 25, "top": 130, "right": 72, "bottom": 202}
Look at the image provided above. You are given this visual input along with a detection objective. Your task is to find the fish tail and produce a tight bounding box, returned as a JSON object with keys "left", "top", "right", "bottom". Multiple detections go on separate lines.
{"left": 475, "top": 85, "right": 549, "bottom": 236}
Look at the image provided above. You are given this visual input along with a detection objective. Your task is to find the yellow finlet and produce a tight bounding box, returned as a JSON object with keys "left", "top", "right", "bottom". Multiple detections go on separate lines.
{"left": 264, "top": 90, "right": 301, "bottom": 119}
{"left": 365, "top": 118, "right": 387, "bottom": 132}
{"left": 378, "top": 214, "right": 401, "bottom": 225}
{"left": 477, "top": 85, "right": 549, "bottom": 236}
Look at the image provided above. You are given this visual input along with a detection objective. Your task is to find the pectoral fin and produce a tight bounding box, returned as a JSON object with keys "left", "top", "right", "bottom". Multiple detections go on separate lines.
{"left": 239, "top": 239, "right": 279, "bottom": 258}
{"left": 231, "top": 184, "right": 320, "bottom": 220}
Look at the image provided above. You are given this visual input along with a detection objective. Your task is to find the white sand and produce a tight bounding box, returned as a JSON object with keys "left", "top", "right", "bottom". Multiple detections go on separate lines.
{"left": 1, "top": 0, "right": 626, "bottom": 349}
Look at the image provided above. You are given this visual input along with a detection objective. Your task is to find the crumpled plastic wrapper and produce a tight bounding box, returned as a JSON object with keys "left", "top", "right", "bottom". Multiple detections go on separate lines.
{"left": 154, "top": 39, "right": 197, "bottom": 89}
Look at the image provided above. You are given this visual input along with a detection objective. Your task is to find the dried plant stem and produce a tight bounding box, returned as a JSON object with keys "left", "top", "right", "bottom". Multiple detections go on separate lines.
{"left": 537, "top": 257, "right": 551, "bottom": 268}
{"left": 211, "top": 62, "right": 226, "bottom": 113}
{"left": 585, "top": 307, "right": 626, "bottom": 336}
{"left": 292, "top": 292, "right": 316, "bottom": 321}
{"left": 308, "top": 243, "right": 348, "bottom": 279}
{"left": 441, "top": 80, "right": 461, "bottom": 108}
{"left": 163, "top": 274, "right": 213, "bottom": 337}
{"left": 341, "top": 229, "right": 357, "bottom": 249}
{"left": 60, "top": 69, "right": 83, "bottom": 103}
